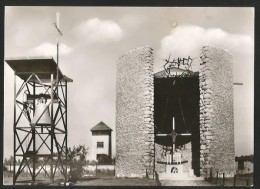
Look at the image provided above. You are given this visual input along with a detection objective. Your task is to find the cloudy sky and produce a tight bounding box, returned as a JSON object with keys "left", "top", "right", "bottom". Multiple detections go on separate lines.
{"left": 4, "top": 7, "right": 254, "bottom": 159}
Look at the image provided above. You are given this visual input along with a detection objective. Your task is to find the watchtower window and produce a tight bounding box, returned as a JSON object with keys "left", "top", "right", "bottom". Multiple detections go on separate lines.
{"left": 97, "top": 142, "right": 104, "bottom": 148}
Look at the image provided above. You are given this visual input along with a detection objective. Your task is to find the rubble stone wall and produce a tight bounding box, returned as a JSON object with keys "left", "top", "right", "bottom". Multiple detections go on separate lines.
{"left": 154, "top": 143, "right": 167, "bottom": 173}
{"left": 115, "top": 46, "right": 154, "bottom": 178}
{"left": 199, "top": 46, "right": 235, "bottom": 177}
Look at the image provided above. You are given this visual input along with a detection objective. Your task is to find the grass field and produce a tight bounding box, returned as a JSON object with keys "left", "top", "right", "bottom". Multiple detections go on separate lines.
{"left": 3, "top": 171, "right": 66, "bottom": 185}
{"left": 75, "top": 177, "right": 157, "bottom": 186}
{"left": 208, "top": 173, "right": 253, "bottom": 186}
{"left": 4, "top": 175, "right": 157, "bottom": 186}
{"left": 3, "top": 171, "right": 253, "bottom": 186}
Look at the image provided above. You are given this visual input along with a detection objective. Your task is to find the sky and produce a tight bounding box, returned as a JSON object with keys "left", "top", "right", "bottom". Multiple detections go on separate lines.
{"left": 4, "top": 6, "right": 254, "bottom": 159}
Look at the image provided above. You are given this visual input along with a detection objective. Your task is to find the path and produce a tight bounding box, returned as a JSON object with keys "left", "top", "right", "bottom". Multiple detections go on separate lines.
{"left": 160, "top": 179, "right": 216, "bottom": 186}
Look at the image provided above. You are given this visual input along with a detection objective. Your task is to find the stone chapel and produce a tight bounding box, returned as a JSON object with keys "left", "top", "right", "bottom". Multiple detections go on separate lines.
{"left": 115, "top": 46, "right": 235, "bottom": 179}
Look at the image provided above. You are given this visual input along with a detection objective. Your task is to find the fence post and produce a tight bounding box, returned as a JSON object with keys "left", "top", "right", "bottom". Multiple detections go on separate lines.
{"left": 155, "top": 171, "right": 161, "bottom": 186}
{"left": 216, "top": 171, "right": 219, "bottom": 185}
{"left": 223, "top": 172, "right": 225, "bottom": 186}
{"left": 246, "top": 176, "right": 249, "bottom": 186}
{"left": 113, "top": 159, "right": 116, "bottom": 176}
{"left": 114, "top": 166, "right": 116, "bottom": 176}
{"left": 210, "top": 168, "right": 213, "bottom": 181}
{"left": 96, "top": 163, "right": 97, "bottom": 176}
{"left": 233, "top": 174, "right": 236, "bottom": 186}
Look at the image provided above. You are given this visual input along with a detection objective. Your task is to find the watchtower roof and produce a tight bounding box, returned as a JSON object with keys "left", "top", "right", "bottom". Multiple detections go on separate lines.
{"left": 5, "top": 56, "right": 73, "bottom": 82}
{"left": 90, "top": 121, "right": 112, "bottom": 132}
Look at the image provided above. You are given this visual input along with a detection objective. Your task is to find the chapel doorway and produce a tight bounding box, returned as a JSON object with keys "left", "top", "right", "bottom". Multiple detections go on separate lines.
{"left": 154, "top": 75, "right": 200, "bottom": 176}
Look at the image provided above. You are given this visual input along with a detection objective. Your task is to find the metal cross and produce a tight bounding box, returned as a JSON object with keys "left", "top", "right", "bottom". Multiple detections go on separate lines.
{"left": 156, "top": 117, "right": 191, "bottom": 163}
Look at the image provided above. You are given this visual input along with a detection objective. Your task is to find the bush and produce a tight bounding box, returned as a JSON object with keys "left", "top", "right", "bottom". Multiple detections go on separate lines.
{"left": 3, "top": 165, "right": 8, "bottom": 171}
{"left": 97, "top": 154, "right": 113, "bottom": 165}
{"left": 67, "top": 145, "right": 88, "bottom": 182}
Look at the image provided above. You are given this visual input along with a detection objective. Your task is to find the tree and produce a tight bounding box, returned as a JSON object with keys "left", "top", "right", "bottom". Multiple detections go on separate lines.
{"left": 235, "top": 155, "right": 254, "bottom": 163}
{"left": 67, "top": 145, "right": 88, "bottom": 182}
{"left": 3, "top": 156, "right": 15, "bottom": 171}
{"left": 9, "top": 156, "right": 13, "bottom": 171}
{"left": 3, "top": 157, "right": 9, "bottom": 171}
{"left": 3, "top": 165, "right": 8, "bottom": 171}
{"left": 4, "top": 158, "right": 8, "bottom": 167}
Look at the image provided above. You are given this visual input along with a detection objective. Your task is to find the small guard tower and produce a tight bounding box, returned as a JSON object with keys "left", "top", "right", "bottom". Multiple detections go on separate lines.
{"left": 90, "top": 121, "right": 112, "bottom": 161}
{"left": 5, "top": 57, "right": 73, "bottom": 185}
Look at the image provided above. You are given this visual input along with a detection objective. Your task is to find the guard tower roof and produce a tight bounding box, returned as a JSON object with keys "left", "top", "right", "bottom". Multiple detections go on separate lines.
{"left": 90, "top": 121, "right": 112, "bottom": 132}
{"left": 5, "top": 56, "right": 73, "bottom": 82}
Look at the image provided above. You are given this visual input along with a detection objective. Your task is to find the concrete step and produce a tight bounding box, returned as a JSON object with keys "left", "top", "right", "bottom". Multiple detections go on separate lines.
{"left": 159, "top": 172, "right": 204, "bottom": 181}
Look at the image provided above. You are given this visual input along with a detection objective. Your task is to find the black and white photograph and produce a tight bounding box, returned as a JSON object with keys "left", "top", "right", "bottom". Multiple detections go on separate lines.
{"left": 3, "top": 6, "right": 254, "bottom": 186}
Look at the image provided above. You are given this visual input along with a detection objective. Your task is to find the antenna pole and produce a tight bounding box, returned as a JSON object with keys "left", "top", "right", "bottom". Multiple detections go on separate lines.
{"left": 56, "top": 32, "right": 59, "bottom": 92}
{"left": 54, "top": 12, "right": 63, "bottom": 94}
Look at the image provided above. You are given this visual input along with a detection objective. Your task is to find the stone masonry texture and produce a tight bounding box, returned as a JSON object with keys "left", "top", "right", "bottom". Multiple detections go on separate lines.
{"left": 199, "top": 46, "right": 235, "bottom": 178}
{"left": 115, "top": 45, "right": 235, "bottom": 179}
{"left": 115, "top": 46, "right": 154, "bottom": 178}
